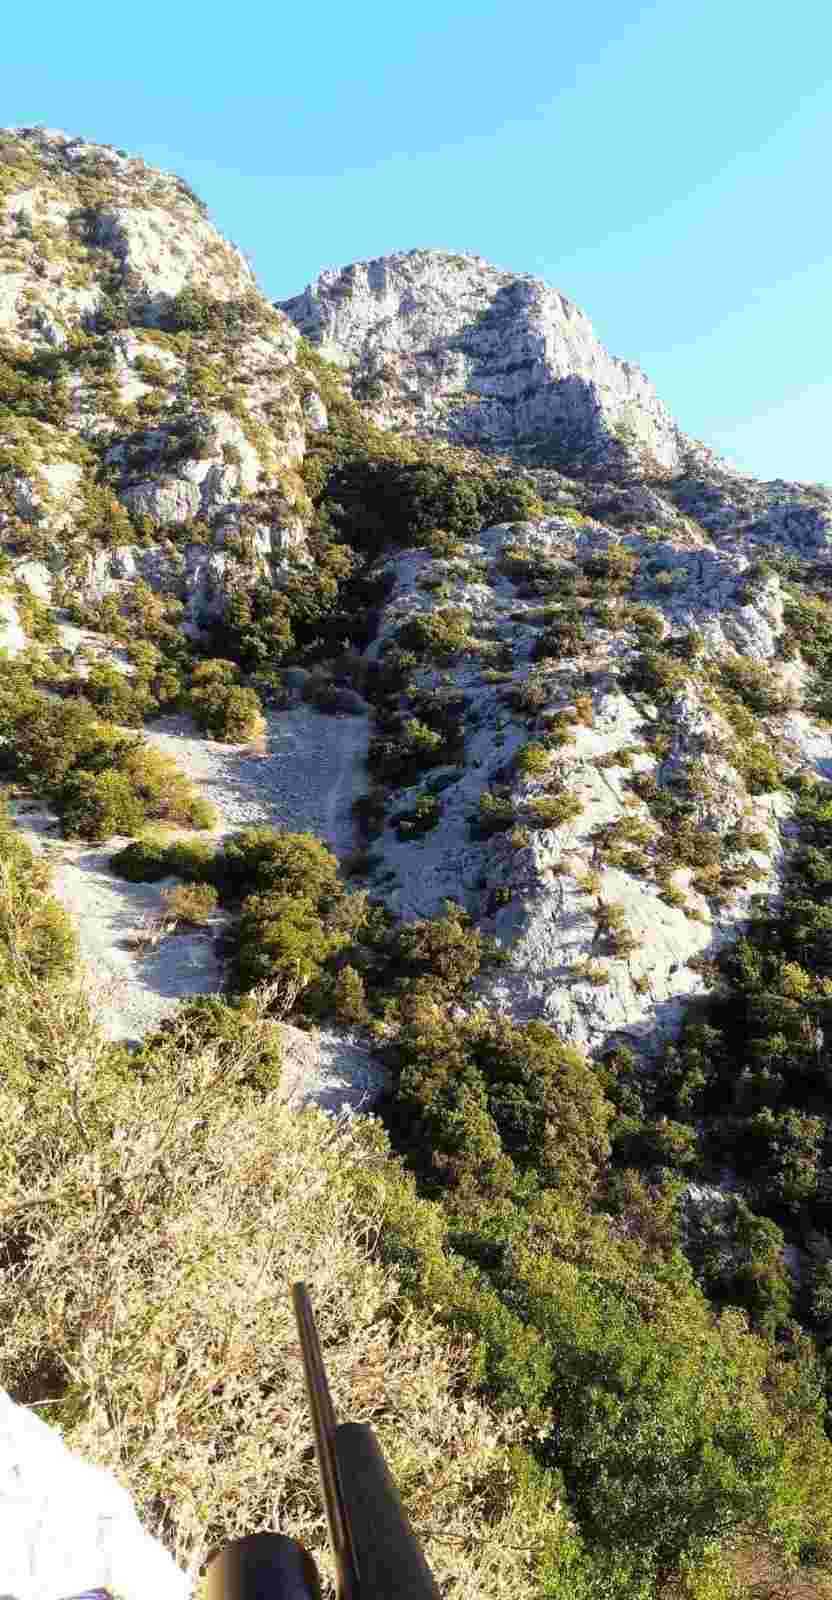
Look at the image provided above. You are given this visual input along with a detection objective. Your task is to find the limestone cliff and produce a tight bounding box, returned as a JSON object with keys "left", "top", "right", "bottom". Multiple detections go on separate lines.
{"left": 280, "top": 247, "right": 690, "bottom": 473}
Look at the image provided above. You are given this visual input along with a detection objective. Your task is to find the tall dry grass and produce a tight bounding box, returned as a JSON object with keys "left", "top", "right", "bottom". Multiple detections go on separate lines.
{"left": 0, "top": 973, "right": 576, "bottom": 1594}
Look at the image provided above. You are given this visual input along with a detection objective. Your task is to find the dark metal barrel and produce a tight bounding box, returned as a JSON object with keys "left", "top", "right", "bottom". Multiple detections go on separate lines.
{"left": 204, "top": 1533, "right": 322, "bottom": 1600}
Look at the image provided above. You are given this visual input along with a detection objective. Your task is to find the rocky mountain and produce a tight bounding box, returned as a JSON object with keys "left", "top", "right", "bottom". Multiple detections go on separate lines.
{"left": 280, "top": 247, "right": 689, "bottom": 473}
{"left": 0, "top": 125, "right": 831, "bottom": 1058}
{"left": 6, "top": 126, "right": 832, "bottom": 1597}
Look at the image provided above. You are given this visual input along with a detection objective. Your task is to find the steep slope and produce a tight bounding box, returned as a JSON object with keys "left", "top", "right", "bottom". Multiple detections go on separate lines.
{"left": 0, "top": 125, "right": 322, "bottom": 628}
{"left": 7, "top": 130, "right": 832, "bottom": 1600}
{"left": 1, "top": 126, "right": 831, "bottom": 1070}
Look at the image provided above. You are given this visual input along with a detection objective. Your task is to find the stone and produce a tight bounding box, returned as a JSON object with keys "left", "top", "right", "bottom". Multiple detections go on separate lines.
{"left": 280, "top": 248, "right": 687, "bottom": 473}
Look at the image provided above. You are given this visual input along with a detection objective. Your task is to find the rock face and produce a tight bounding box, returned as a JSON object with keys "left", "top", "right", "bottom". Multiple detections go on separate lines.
{"left": 0, "top": 1389, "right": 186, "bottom": 1599}
{"left": 357, "top": 507, "right": 811, "bottom": 1054}
{"left": 280, "top": 248, "right": 687, "bottom": 473}
{"left": 0, "top": 126, "right": 318, "bottom": 627}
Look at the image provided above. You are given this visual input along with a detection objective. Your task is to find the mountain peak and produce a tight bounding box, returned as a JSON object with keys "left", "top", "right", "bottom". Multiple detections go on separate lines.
{"left": 279, "top": 246, "right": 684, "bottom": 474}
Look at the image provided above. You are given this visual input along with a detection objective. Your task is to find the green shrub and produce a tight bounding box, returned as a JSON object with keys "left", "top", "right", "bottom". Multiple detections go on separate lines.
{"left": 389, "top": 1012, "right": 611, "bottom": 1199}
{"left": 514, "top": 742, "right": 551, "bottom": 778}
{"left": 78, "top": 662, "right": 155, "bottom": 725}
{"left": 189, "top": 659, "right": 266, "bottom": 741}
{"left": 109, "top": 833, "right": 220, "bottom": 888}
{"left": 395, "top": 607, "right": 473, "bottom": 662}
{"left": 526, "top": 792, "right": 582, "bottom": 830}
{"left": 624, "top": 649, "right": 689, "bottom": 703}
{"left": 232, "top": 891, "right": 349, "bottom": 1002}
{"left": 222, "top": 828, "right": 341, "bottom": 904}
{"left": 388, "top": 904, "right": 485, "bottom": 1003}
{"left": 476, "top": 789, "right": 516, "bottom": 837}
{"left": 0, "top": 812, "right": 77, "bottom": 981}
{"left": 533, "top": 609, "right": 586, "bottom": 661}
{"left": 333, "top": 964, "right": 370, "bottom": 1025}
{"left": 58, "top": 768, "right": 147, "bottom": 840}
{"left": 716, "top": 654, "right": 796, "bottom": 717}
{"left": 393, "top": 793, "right": 442, "bottom": 839}
{"left": 109, "top": 837, "right": 173, "bottom": 882}
{"left": 369, "top": 695, "right": 465, "bottom": 785}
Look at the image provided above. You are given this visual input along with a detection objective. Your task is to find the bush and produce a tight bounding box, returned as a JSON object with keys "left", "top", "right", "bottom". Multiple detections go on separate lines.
{"left": 189, "top": 659, "right": 266, "bottom": 741}
{"left": 394, "top": 607, "right": 473, "bottom": 662}
{"left": 320, "top": 453, "right": 543, "bottom": 558}
{"left": 79, "top": 661, "right": 155, "bottom": 725}
{"left": 231, "top": 891, "right": 351, "bottom": 1005}
{"left": 161, "top": 881, "right": 218, "bottom": 926}
{"left": 476, "top": 789, "right": 516, "bottom": 838}
{"left": 526, "top": 792, "right": 582, "bottom": 830}
{"left": 717, "top": 654, "right": 796, "bottom": 717}
{"left": 1, "top": 682, "right": 214, "bottom": 839}
{"left": 119, "top": 745, "right": 216, "bottom": 829}
{"left": 58, "top": 768, "right": 147, "bottom": 840}
{"left": 333, "top": 964, "right": 370, "bottom": 1025}
{"left": 393, "top": 793, "right": 442, "bottom": 838}
{"left": 110, "top": 834, "right": 220, "bottom": 884}
{"left": 514, "top": 742, "right": 551, "bottom": 778}
{"left": 222, "top": 828, "right": 342, "bottom": 905}
{"left": 0, "top": 812, "right": 77, "bottom": 981}
{"left": 389, "top": 1012, "right": 611, "bottom": 1199}
{"left": 533, "top": 609, "right": 586, "bottom": 661}
{"left": 624, "top": 649, "right": 689, "bottom": 703}
{"left": 388, "top": 904, "right": 485, "bottom": 1002}
{"left": 0, "top": 975, "right": 571, "bottom": 1593}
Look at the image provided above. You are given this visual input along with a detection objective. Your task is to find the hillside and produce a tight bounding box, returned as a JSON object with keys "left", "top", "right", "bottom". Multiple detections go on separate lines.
{"left": 4, "top": 126, "right": 832, "bottom": 1599}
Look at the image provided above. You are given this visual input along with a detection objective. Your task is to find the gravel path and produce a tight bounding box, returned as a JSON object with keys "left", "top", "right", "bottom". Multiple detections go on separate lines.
{"left": 11, "top": 705, "right": 371, "bottom": 1044}
{"left": 144, "top": 705, "right": 369, "bottom": 851}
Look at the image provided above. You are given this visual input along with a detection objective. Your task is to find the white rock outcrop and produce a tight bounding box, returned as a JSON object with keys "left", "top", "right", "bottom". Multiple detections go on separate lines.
{"left": 280, "top": 248, "right": 686, "bottom": 471}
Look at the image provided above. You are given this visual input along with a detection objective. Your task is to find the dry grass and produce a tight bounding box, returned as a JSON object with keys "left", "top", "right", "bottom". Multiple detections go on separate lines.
{"left": 161, "top": 880, "right": 219, "bottom": 926}
{"left": 0, "top": 974, "right": 574, "bottom": 1595}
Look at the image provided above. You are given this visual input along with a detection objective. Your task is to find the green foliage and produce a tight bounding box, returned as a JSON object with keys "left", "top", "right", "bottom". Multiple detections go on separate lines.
{"left": 0, "top": 679, "right": 213, "bottom": 840}
{"left": 0, "top": 809, "right": 77, "bottom": 981}
{"left": 514, "top": 741, "right": 551, "bottom": 777}
{"left": 314, "top": 448, "right": 543, "bottom": 558}
{"left": 625, "top": 648, "right": 690, "bottom": 703}
{"left": 526, "top": 791, "right": 583, "bottom": 830}
{"left": 581, "top": 544, "right": 639, "bottom": 592}
{"left": 110, "top": 833, "right": 219, "bottom": 884}
{"left": 332, "top": 963, "right": 370, "bottom": 1025}
{"left": 387, "top": 904, "right": 486, "bottom": 1006}
{"left": 476, "top": 788, "right": 517, "bottom": 837}
{"left": 533, "top": 608, "right": 586, "bottom": 661}
{"left": 221, "top": 826, "right": 341, "bottom": 904}
{"left": 389, "top": 1011, "right": 610, "bottom": 1200}
{"left": 716, "top": 654, "right": 797, "bottom": 717}
{"left": 222, "top": 829, "right": 362, "bottom": 1009}
{"left": 58, "top": 766, "right": 147, "bottom": 839}
{"left": 161, "top": 880, "right": 218, "bottom": 925}
{"left": 232, "top": 890, "right": 350, "bottom": 999}
{"left": 368, "top": 694, "right": 465, "bottom": 785}
{"left": 78, "top": 661, "right": 156, "bottom": 724}
{"left": 395, "top": 606, "right": 474, "bottom": 662}
{"left": 158, "top": 286, "right": 276, "bottom": 338}
{"left": 188, "top": 658, "right": 265, "bottom": 741}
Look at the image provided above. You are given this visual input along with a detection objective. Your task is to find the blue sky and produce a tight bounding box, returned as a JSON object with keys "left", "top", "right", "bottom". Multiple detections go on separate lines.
{"left": 3, "top": 0, "right": 831, "bottom": 482}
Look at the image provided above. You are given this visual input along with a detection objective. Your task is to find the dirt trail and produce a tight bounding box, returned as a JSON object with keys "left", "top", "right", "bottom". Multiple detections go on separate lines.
{"left": 11, "top": 705, "right": 371, "bottom": 1043}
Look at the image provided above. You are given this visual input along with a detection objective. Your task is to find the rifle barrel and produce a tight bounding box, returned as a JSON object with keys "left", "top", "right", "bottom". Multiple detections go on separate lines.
{"left": 292, "top": 1282, "right": 360, "bottom": 1600}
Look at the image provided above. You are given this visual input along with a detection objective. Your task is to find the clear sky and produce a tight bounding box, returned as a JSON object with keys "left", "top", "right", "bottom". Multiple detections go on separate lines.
{"left": 3, "top": 0, "right": 831, "bottom": 483}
